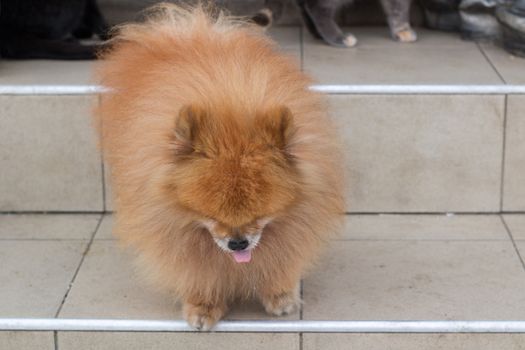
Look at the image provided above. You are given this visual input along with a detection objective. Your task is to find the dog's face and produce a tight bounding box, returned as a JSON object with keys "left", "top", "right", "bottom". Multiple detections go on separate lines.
{"left": 167, "top": 104, "right": 300, "bottom": 262}
{"left": 200, "top": 217, "right": 272, "bottom": 263}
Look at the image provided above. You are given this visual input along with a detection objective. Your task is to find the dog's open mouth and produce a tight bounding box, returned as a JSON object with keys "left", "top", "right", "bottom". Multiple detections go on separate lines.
{"left": 232, "top": 249, "right": 252, "bottom": 263}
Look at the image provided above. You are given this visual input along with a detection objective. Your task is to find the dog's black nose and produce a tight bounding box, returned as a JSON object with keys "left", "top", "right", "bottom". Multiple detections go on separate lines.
{"left": 228, "top": 238, "right": 249, "bottom": 251}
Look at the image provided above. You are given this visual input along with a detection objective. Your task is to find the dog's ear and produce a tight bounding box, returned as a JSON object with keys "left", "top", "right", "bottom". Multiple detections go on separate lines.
{"left": 173, "top": 105, "right": 206, "bottom": 156}
{"left": 256, "top": 106, "right": 295, "bottom": 151}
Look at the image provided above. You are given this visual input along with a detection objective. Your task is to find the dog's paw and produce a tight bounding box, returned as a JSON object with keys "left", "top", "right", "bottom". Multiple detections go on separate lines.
{"left": 183, "top": 302, "right": 226, "bottom": 331}
{"left": 342, "top": 34, "right": 358, "bottom": 47}
{"left": 261, "top": 288, "right": 301, "bottom": 316}
{"left": 325, "top": 33, "right": 357, "bottom": 48}
{"left": 394, "top": 28, "right": 417, "bottom": 43}
{"left": 252, "top": 8, "right": 273, "bottom": 28}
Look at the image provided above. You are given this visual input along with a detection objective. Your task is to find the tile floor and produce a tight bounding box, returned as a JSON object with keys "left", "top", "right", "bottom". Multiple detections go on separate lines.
{"left": 2, "top": 27, "right": 524, "bottom": 87}
{"left": 1, "top": 213, "right": 525, "bottom": 349}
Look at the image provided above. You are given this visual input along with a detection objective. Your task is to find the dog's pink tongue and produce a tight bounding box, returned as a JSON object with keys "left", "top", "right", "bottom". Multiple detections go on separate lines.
{"left": 232, "top": 249, "right": 252, "bottom": 263}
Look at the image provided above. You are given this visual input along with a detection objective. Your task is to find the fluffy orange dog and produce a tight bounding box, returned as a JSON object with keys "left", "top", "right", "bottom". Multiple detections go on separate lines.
{"left": 96, "top": 3, "right": 344, "bottom": 330}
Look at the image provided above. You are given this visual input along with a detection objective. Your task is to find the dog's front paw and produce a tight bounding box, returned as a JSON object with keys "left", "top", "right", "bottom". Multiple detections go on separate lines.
{"left": 183, "top": 302, "right": 227, "bottom": 331}
{"left": 261, "top": 286, "right": 301, "bottom": 316}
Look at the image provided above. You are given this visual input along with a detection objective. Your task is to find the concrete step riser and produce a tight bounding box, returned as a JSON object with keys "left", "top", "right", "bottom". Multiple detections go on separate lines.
{"left": 5, "top": 331, "right": 525, "bottom": 350}
{"left": 1, "top": 93, "right": 523, "bottom": 213}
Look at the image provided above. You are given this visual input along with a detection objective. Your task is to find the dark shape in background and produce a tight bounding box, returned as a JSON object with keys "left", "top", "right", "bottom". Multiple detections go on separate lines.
{"left": 421, "top": 0, "right": 525, "bottom": 56}
{"left": 0, "top": 0, "right": 109, "bottom": 60}
{"left": 1, "top": 0, "right": 524, "bottom": 59}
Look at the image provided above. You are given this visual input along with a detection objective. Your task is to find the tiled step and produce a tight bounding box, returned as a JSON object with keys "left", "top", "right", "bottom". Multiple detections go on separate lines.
{"left": 1, "top": 27, "right": 525, "bottom": 213}
{"left": 2, "top": 213, "right": 525, "bottom": 349}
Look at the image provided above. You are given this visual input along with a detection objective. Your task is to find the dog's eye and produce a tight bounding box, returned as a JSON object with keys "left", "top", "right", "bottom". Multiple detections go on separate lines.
{"left": 255, "top": 217, "right": 272, "bottom": 229}
{"left": 246, "top": 220, "right": 269, "bottom": 234}
{"left": 192, "top": 150, "right": 209, "bottom": 158}
{"left": 244, "top": 227, "right": 258, "bottom": 235}
{"left": 201, "top": 219, "right": 217, "bottom": 231}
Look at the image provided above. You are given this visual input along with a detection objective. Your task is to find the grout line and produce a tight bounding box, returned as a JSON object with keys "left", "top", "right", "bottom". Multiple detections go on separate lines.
{"left": 101, "top": 159, "right": 107, "bottom": 212}
{"left": 500, "top": 95, "right": 508, "bottom": 211}
{"left": 477, "top": 42, "right": 507, "bottom": 84}
{"left": 98, "top": 94, "right": 107, "bottom": 212}
{"left": 500, "top": 215, "right": 525, "bottom": 272}
{"left": 101, "top": 160, "right": 107, "bottom": 212}
{"left": 53, "top": 214, "right": 104, "bottom": 318}
{"left": 299, "top": 279, "right": 304, "bottom": 350}
{"left": 299, "top": 280, "right": 304, "bottom": 320}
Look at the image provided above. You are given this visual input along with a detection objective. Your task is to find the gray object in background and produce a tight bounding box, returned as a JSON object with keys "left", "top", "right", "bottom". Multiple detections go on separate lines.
{"left": 97, "top": 0, "right": 422, "bottom": 26}
{"left": 420, "top": 0, "right": 462, "bottom": 31}
{"left": 421, "top": 0, "right": 525, "bottom": 56}
{"left": 497, "top": 0, "right": 525, "bottom": 56}
{"left": 459, "top": 0, "right": 504, "bottom": 40}
{"left": 96, "top": 0, "right": 525, "bottom": 56}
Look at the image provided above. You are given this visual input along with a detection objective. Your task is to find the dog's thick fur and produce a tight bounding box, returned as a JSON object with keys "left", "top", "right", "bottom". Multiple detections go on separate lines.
{"left": 96, "top": 3, "right": 344, "bottom": 330}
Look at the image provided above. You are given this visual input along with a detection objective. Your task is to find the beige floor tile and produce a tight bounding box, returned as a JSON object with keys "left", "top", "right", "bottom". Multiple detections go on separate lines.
{"left": 104, "top": 161, "right": 113, "bottom": 212}
{"left": 304, "top": 41, "right": 502, "bottom": 85}
{"left": 514, "top": 241, "right": 525, "bottom": 292}
{"left": 480, "top": 43, "right": 525, "bottom": 84}
{"left": 60, "top": 240, "right": 299, "bottom": 320}
{"left": 503, "top": 96, "right": 525, "bottom": 211}
{"left": 268, "top": 26, "right": 301, "bottom": 61}
{"left": 0, "top": 241, "right": 87, "bottom": 317}
{"left": 330, "top": 95, "right": 504, "bottom": 212}
{"left": 0, "top": 214, "right": 101, "bottom": 240}
{"left": 304, "top": 334, "right": 525, "bottom": 350}
{"left": 515, "top": 243, "right": 525, "bottom": 266}
{"left": 94, "top": 215, "right": 114, "bottom": 240}
{"left": 341, "top": 214, "right": 507, "bottom": 240}
{"left": 303, "top": 240, "right": 525, "bottom": 320}
{"left": 58, "top": 332, "right": 299, "bottom": 350}
{"left": 0, "top": 95, "right": 103, "bottom": 211}
{"left": 0, "top": 331, "right": 54, "bottom": 350}
{"left": 0, "top": 60, "right": 94, "bottom": 86}
{"left": 503, "top": 215, "right": 525, "bottom": 240}
{"left": 59, "top": 241, "right": 174, "bottom": 319}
